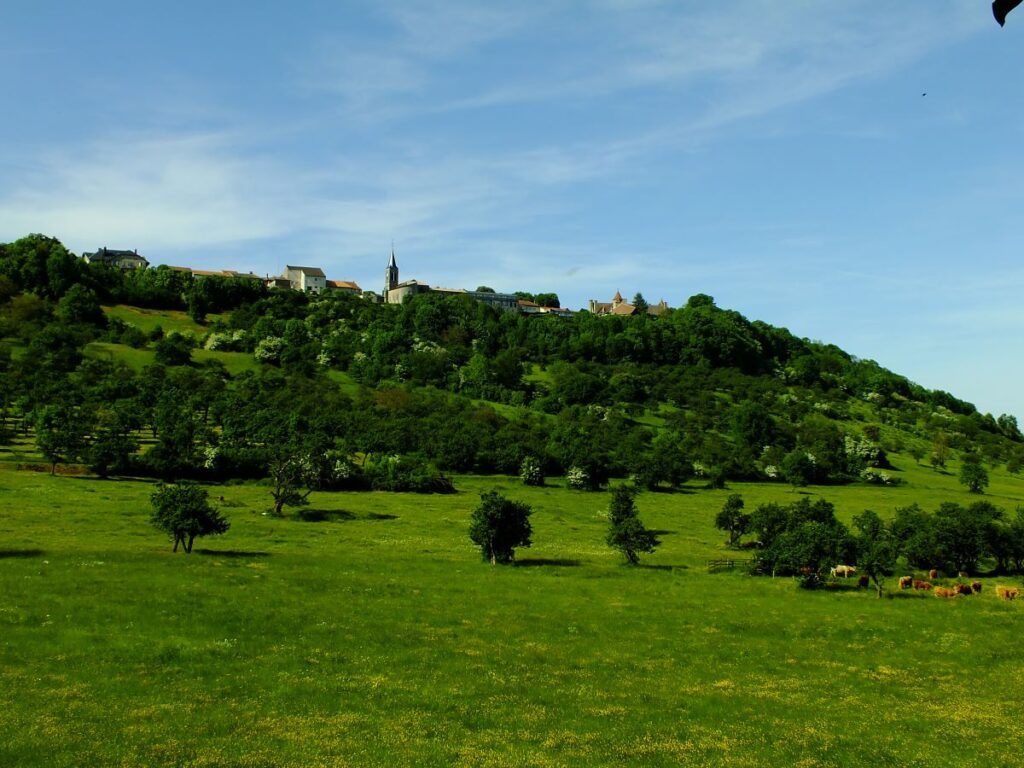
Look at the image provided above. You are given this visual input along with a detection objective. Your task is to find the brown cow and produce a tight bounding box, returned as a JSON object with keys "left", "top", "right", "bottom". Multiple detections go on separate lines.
{"left": 996, "top": 586, "right": 1020, "bottom": 601}
{"left": 934, "top": 586, "right": 955, "bottom": 598}
{"left": 857, "top": 574, "right": 870, "bottom": 588}
{"left": 971, "top": 581, "right": 983, "bottom": 594}
{"left": 953, "top": 583, "right": 973, "bottom": 596}
{"left": 928, "top": 569, "right": 938, "bottom": 579}
{"left": 913, "top": 580, "right": 933, "bottom": 590}
{"left": 898, "top": 575, "right": 913, "bottom": 590}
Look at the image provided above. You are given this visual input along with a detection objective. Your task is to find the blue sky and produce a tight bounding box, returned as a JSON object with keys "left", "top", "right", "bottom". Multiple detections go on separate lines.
{"left": 2, "top": 1, "right": 1023, "bottom": 420}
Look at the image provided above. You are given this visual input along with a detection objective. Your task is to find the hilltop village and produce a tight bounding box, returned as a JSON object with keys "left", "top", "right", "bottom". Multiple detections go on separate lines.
{"left": 82, "top": 246, "right": 666, "bottom": 317}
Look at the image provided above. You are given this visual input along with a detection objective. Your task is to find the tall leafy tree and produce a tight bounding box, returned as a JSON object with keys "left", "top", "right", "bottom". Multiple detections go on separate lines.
{"left": 606, "top": 485, "right": 659, "bottom": 565}
{"left": 469, "top": 490, "right": 533, "bottom": 564}
{"left": 715, "top": 494, "right": 750, "bottom": 548}
{"left": 852, "top": 510, "right": 896, "bottom": 597}
{"left": 35, "top": 403, "right": 91, "bottom": 474}
{"left": 959, "top": 453, "right": 989, "bottom": 494}
{"left": 150, "top": 482, "right": 229, "bottom": 553}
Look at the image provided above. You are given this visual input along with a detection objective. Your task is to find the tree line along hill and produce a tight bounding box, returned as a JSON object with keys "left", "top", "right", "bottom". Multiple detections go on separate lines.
{"left": 1, "top": 233, "right": 1022, "bottom": 497}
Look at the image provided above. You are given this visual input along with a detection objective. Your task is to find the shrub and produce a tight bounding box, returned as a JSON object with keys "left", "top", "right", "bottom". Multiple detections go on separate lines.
{"left": 520, "top": 456, "right": 545, "bottom": 486}
{"left": 363, "top": 455, "right": 455, "bottom": 494}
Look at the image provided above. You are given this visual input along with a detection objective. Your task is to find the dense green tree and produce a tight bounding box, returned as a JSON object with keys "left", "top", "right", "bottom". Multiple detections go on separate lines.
{"left": 932, "top": 501, "right": 997, "bottom": 575}
{"left": 959, "top": 453, "right": 989, "bottom": 494}
{"left": 605, "top": 485, "right": 659, "bottom": 565}
{"left": 752, "top": 497, "right": 853, "bottom": 578}
{"left": 468, "top": 490, "right": 533, "bottom": 564}
{"left": 150, "top": 482, "right": 229, "bottom": 553}
{"left": 35, "top": 403, "right": 91, "bottom": 474}
{"left": 87, "top": 408, "right": 139, "bottom": 477}
{"left": 781, "top": 450, "right": 815, "bottom": 488}
{"left": 154, "top": 333, "right": 193, "bottom": 366}
{"left": 930, "top": 431, "right": 950, "bottom": 470}
{"left": 852, "top": 510, "right": 896, "bottom": 597}
{"left": 534, "top": 293, "right": 560, "bottom": 308}
{"left": 55, "top": 284, "right": 106, "bottom": 327}
{"left": 715, "top": 494, "right": 750, "bottom": 548}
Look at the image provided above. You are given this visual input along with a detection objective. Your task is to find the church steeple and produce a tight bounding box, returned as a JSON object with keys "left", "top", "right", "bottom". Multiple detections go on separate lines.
{"left": 385, "top": 249, "right": 399, "bottom": 297}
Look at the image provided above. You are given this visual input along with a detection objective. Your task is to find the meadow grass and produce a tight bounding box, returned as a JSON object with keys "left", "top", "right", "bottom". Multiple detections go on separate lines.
{"left": 1, "top": 464, "right": 1023, "bottom": 766}
{"left": 102, "top": 306, "right": 224, "bottom": 337}
{"left": 85, "top": 342, "right": 258, "bottom": 377}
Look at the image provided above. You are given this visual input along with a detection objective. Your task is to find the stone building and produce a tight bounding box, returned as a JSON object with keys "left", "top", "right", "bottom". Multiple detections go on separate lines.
{"left": 82, "top": 247, "right": 149, "bottom": 270}
{"left": 383, "top": 252, "right": 518, "bottom": 310}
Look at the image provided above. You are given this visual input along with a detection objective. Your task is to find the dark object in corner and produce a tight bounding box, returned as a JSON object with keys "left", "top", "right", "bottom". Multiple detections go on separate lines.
{"left": 994, "top": 0, "right": 1023, "bottom": 26}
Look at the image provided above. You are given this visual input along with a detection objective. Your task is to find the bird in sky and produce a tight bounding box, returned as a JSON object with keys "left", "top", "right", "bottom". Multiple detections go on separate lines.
{"left": 993, "top": 0, "right": 1023, "bottom": 26}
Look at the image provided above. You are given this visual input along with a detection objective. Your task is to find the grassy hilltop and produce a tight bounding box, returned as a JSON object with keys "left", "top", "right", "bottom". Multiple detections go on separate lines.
{"left": 2, "top": 234, "right": 1024, "bottom": 766}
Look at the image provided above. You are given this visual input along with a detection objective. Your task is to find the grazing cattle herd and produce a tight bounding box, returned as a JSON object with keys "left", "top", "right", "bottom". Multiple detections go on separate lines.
{"left": 812, "top": 565, "right": 1021, "bottom": 601}
{"left": 850, "top": 567, "right": 1022, "bottom": 600}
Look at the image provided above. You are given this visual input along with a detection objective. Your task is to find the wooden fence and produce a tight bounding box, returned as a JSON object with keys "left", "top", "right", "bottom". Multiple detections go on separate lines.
{"left": 706, "top": 558, "right": 753, "bottom": 573}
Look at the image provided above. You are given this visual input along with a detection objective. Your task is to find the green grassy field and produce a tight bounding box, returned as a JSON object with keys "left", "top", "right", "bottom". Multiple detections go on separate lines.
{"left": 2, "top": 459, "right": 1023, "bottom": 767}
{"left": 102, "top": 306, "right": 225, "bottom": 337}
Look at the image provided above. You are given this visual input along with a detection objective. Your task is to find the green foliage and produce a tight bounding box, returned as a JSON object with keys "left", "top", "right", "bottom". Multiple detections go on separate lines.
{"left": 34, "top": 404, "right": 91, "bottom": 474}
{"left": 605, "top": 485, "right": 659, "bottom": 565}
{"left": 149, "top": 482, "right": 229, "bottom": 553}
{"left": 153, "top": 333, "right": 193, "bottom": 366}
{"left": 752, "top": 497, "right": 853, "bottom": 576}
{"left": 852, "top": 509, "right": 896, "bottom": 596}
{"left": 715, "top": 493, "right": 750, "bottom": 547}
{"left": 519, "top": 456, "right": 544, "bottom": 486}
{"left": 959, "top": 453, "right": 989, "bottom": 494}
{"left": 363, "top": 455, "right": 455, "bottom": 494}
{"left": 468, "top": 490, "right": 533, "bottom": 564}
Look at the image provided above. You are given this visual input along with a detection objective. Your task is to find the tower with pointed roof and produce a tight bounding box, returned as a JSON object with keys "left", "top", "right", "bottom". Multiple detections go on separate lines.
{"left": 385, "top": 250, "right": 399, "bottom": 299}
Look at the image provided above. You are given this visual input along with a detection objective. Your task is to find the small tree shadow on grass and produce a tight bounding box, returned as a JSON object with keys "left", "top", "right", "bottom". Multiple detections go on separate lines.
{"left": 514, "top": 558, "right": 581, "bottom": 568}
{"left": 296, "top": 509, "right": 399, "bottom": 523}
{"left": 886, "top": 590, "right": 931, "bottom": 599}
{"left": 194, "top": 549, "right": 271, "bottom": 558}
{"left": 638, "top": 563, "right": 688, "bottom": 571}
{"left": 0, "top": 548, "right": 45, "bottom": 559}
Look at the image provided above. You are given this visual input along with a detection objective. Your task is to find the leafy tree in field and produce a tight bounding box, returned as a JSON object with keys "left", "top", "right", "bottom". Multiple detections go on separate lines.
{"left": 519, "top": 455, "right": 544, "bottom": 486}
{"left": 959, "top": 452, "right": 989, "bottom": 494}
{"left": 606, "top": 485, "right": 659, "bottom": 565}
{"left": 1007, "top": 507, "right": 1024, "bottom": 573}
{"left": 150, "top": 482, "right": 229, "bottom": 553}
{"left": 715, "top": 493, "right": 750, "bottom": 548}
{"left": 469, "top": 490, "right": 533, "bottom": 564}
{"left": 852, "top": 509, "right": 896, "bottom": 597}
{"left": 35, "top": 403, "right": 91, "bottom": 474}
{"left": 781, "top": 449, "right": 815, "bottom": 488}
{"left": 87, "top": 409, "right": 139, "bottom": 477}
{"left": 908, "top": 444, "right": 926, "bottom": 465}
{"left": 55, "top": 284, "right": 106, "bottom": 327}
{"left": 264, "top": 425, "right": 335, "bottom": 516}
{"left": 890, "top": 503, "right": 938, "bottom": 569}
{"left": 752, "top": 497, "right": 853, "bottom": 579}
{"left": 932, "top": 501, "right": 998, "bottom": 575}
{"left": 930, "top": 431, "right": 950, "bottom": 470}
{"left": 154, "top": 333, "right": 193, "bottom": 366}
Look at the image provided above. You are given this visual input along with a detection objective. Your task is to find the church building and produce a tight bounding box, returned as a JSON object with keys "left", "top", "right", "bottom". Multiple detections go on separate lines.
{"left": 383, "top": 252, "right": 518, "bottom": 311}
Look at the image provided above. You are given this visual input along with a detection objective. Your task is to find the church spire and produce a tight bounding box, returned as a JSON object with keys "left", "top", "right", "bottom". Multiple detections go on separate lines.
{"left": 385, "top": 247, "right": 399, "bottom": 298}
